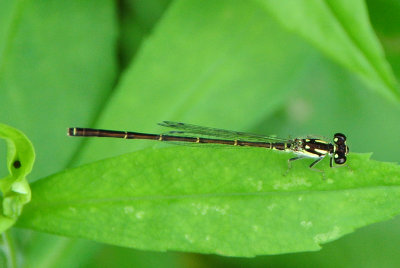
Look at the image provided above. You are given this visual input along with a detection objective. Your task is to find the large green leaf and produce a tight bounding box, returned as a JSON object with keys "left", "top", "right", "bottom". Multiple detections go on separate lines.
{"left": 119, "top": 0, "right": 172, "bottom": 67}
{"left": 17, "top": 148, "right": 400, "bottom": 256}
{"left": 0, "top": 0, "right": 118, "bottom": 179}
{"left": 73, "top": 0, "right": 313, "bottom": 165}
{"left": 256, "top": 0, "right": 400, "bottom": 102}
{"left": 0, "top": 0, "right": 118, "bottom": 265}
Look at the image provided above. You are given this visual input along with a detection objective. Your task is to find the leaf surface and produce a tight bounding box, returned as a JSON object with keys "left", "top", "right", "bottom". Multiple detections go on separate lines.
{"left": 0, "top": 0, "right": 118, "bottom": 179}
{"left": 257, "top": 0, "right": 400, "bottom": 101}
{"left": 75, "top": 0, "right": 314, "bottom": 164}
{"left": 17, "top": 148, "right": 400, "bottom": 256}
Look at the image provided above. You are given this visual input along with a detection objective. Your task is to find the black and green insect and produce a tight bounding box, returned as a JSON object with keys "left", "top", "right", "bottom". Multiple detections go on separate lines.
{"left": 68, "top": 121, "right": 349, "bottom": 169}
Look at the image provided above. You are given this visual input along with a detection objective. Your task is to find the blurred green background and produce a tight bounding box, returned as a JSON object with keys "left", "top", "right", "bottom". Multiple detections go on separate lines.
{"left": 1, "top": 0, "right": 400, "bottom": 267}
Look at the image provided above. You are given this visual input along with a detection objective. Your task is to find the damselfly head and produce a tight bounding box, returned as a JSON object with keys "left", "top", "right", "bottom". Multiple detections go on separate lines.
{"left": 333, "top": 133, "right": 346, "bottom": 144}
{"left": 333, "top": 133, "right": 349, "bottom": 165}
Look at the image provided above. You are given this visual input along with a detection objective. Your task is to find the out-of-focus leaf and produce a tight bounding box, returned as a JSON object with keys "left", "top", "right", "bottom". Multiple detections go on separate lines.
{"left": 256, "top": 0, "right": 400, "bottom": 102}
{"left": 74, "top": 0, "right": 314, "bottom": 165}
{"left": 86, "top": 245, "right": 180, "bottom": 268}
{"left": 18, "top": 231, "right": 101, "bottom": 268}
{"left": 366, "top": 0, "right": 400, "bottom": 81}
{"left": 120, "top": 0, "right": 172, "bottom": 67}
{"left": 0, "top": 0, "right": 118, "bottom": 266}
{"left": 0, "top": 0, "right": 118, "bottom": 179}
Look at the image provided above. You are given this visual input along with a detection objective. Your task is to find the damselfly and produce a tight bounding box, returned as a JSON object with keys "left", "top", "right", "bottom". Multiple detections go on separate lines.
{"left": 67, "top": 121, "right": 349, "bottom": 169}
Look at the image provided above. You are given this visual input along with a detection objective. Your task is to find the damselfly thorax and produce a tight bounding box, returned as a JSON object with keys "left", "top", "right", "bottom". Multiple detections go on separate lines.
{"left": 288, "top": 136, "right": 349, "bottom": 169}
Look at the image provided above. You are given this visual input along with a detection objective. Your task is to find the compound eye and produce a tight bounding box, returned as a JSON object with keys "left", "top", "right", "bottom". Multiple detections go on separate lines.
{"left": 334, "top": 155, "right": 347, "bottom": 165}
{"left": 334, "top": 133, "right": 346, "bottom": 144}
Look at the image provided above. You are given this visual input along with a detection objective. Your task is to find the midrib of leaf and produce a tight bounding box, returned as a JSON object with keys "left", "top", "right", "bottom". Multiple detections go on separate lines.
{"left": 323, "top": 0, "right": 397, "bottom": 97}
{"left": 25, "top": 184, "right": 400, "bottom": 209}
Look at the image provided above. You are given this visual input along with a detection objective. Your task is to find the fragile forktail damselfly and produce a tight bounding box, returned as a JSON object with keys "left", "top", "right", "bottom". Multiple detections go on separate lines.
{"left": 67, "top": 121, "right": 349, "bottom": 169}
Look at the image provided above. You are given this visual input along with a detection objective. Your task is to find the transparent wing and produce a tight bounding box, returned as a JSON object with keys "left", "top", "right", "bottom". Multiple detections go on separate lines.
{"left": 158, "top": 121, "right": 290, "bottom": 142}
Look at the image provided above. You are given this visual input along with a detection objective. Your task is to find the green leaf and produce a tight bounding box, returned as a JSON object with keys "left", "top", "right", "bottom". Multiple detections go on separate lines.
{"left": 74, "top": 0, "right": 314, "bottom": 165}
{"left": 17, "top": 148, "right": 400, "bottom": 256}
{"left": 0, "top": 0, "right": 119, "bottom": 265}
{"left": 0, "top": 0, "right": 118, "bottom": 179}
{"left": 256, "top": 0, "right": 400, "bottom": 102}
{"left": 0, "top": 123, "right": 34, "bottom": 232}
{"left": 119, "top": 0, "right": 172, "bottom": 67}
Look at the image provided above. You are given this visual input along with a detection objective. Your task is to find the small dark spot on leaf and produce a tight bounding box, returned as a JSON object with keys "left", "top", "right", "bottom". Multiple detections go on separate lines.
{"left": 13, "top": 160, "right": 21, "bottom": 169}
